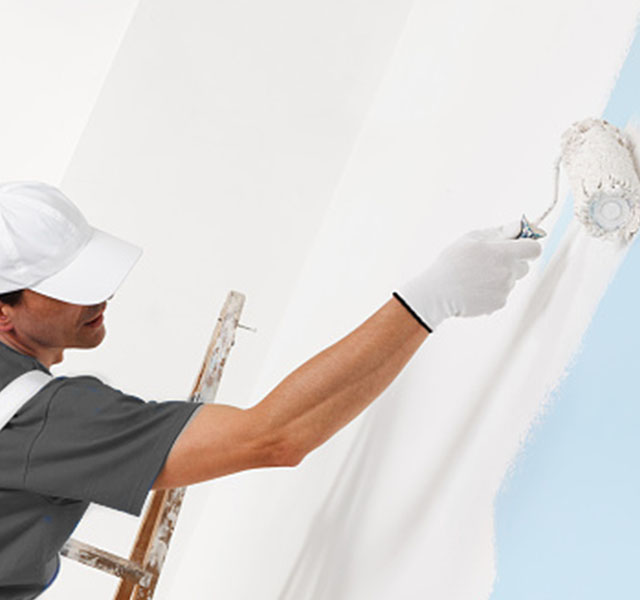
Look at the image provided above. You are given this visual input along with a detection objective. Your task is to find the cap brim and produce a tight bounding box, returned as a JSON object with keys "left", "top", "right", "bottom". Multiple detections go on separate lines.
{"left": 29, "top": 228, "right": 142, "bottom": 305}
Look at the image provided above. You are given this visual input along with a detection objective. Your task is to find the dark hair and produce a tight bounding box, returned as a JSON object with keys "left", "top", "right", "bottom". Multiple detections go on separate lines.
{"left": 0, "top": 289, "right": 24, "bottom": 306}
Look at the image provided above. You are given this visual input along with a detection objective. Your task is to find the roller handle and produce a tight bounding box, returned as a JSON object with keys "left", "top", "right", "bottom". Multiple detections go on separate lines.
{"left": 516, "top": 214, "right": 547, "bottom": 239}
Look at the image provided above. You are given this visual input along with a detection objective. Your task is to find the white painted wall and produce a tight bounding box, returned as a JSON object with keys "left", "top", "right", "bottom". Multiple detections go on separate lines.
{"left": 223, "top": 4, "right": 640, "bottom": 598}
{"left": 0, "top": 1, "right": 140, "bottom": 184}
{"left": 8, "top": 0, "right": 638, "bottom": 598}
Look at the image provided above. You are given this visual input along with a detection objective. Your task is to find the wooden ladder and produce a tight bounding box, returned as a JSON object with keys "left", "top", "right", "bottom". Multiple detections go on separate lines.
{"left": 59, "top": 290, "right": 252, "bottom": 598}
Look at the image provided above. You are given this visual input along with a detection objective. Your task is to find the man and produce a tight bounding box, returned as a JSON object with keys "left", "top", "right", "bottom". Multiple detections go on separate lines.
{"left": 0, "top": 181, "right": 541, "bottom": 598}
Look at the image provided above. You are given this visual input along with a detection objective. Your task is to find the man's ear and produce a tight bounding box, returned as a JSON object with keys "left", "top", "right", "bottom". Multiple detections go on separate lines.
{"left": 0, "top": 304, "right": 14, "bottom": 332}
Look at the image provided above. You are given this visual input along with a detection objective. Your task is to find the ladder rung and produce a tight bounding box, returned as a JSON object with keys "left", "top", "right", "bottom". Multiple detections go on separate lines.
{"left": 61, "top": 538, "right": 152, "bottom": 588}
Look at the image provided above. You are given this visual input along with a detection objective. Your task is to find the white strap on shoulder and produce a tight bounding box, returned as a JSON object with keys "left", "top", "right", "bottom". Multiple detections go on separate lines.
{"left": 0, "top": 370, "right": 54, "bottom": 431}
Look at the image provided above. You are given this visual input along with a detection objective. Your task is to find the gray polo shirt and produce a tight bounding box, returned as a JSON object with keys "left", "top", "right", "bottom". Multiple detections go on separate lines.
{"left": 0, "top": 341, "right": 204, "bottom": 599}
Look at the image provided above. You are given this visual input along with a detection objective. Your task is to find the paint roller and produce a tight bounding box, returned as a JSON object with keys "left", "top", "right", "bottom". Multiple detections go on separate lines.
{"left": 517, "top": 117, "right": 640, "bottom": 242}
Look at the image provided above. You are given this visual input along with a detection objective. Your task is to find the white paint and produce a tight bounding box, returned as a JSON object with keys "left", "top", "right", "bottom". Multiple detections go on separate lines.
{"left": 276, "top": 219, "right": 631, "bottom": 599}
{"left": 561, "top": 119, "right": 640, "bottom": 240}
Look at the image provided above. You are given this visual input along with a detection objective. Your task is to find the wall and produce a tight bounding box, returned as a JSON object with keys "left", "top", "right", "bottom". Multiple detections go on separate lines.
{"left": 6, "top": 1, "right": 637, "bottom": 598}
{"left": 0, "top": 0, "right": 140, "bottom": 183}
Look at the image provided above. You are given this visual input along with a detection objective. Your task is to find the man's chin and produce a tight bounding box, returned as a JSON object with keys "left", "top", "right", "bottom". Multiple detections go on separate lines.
{"left": 76, "top": 327, "right": 106, "bottom": 348}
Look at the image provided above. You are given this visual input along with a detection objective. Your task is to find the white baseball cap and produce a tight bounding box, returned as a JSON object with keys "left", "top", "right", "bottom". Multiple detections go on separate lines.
{"left": 0, "top": 181, "right": 143, "bottom": 305}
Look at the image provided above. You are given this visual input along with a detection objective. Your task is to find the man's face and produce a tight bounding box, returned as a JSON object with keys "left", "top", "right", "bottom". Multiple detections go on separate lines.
{"left": 0, "top": 290, "right": 107, "bottom": 366}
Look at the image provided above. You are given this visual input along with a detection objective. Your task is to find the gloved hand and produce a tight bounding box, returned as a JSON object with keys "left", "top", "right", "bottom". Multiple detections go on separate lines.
{"left": 393, "top": 220, "right": 542, "bottom": 332}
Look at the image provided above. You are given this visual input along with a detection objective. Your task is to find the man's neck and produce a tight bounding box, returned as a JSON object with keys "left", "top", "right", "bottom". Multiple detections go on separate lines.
{"left": 0, "top": 332, "right": 61, "bottom": 369}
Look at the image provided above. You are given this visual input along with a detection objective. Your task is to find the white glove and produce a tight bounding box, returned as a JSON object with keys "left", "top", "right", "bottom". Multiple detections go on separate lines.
{"left": 393, "top": 220, "right": 542, "bottom": 332}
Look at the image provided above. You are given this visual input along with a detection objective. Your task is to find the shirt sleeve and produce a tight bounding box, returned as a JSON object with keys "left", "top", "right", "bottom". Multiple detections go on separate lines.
{"left": 23, "top": 375, "right": 205, "bottom": 516}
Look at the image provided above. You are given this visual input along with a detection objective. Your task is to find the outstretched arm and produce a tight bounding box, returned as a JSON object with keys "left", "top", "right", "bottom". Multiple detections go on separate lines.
{"left": 152, "top": 220, "right": 542, "bottom": 490}
{"left": 152, "top": 296, "right": 427, "bottom": 489}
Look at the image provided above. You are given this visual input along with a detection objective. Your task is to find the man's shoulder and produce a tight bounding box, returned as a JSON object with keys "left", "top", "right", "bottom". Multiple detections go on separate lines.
{"left": 37, "top": 373, "right": 147, "bottom": 417}
{"left": 50, "top": 374, "right": 111, "bottom": 392}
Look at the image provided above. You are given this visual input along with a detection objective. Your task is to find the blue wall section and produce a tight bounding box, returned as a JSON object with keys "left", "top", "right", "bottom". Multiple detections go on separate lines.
{"left": 491, "top": 25, "right": 640, "bottom": 599}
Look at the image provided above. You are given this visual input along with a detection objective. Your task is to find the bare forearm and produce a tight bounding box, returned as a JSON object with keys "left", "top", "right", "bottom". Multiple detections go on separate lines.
{"left": 249, "top": 296, "right": 429, "bottom": 462}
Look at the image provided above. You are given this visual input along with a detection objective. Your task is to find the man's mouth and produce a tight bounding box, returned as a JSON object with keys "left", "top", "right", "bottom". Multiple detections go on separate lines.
{"left": 85, "top": 313, "right": 104, "bottom": 327}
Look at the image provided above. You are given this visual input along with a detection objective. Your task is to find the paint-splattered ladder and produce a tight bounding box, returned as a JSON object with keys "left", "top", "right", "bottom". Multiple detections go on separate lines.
{"left": 59, "top": 290, "right": 254, "bottom": 599}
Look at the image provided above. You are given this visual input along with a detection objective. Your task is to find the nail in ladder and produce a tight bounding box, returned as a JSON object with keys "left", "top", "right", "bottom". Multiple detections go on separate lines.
{"left": 58, "top": 290, "right": 254, "bottom": 598}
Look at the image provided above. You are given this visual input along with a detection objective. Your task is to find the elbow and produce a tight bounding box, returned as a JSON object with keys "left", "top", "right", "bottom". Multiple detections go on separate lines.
{"left": 247, "top": 407, "right": 308, "bottom": 469}
{"left": 264, "top": 432, "right": 307, "bottom": 468}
